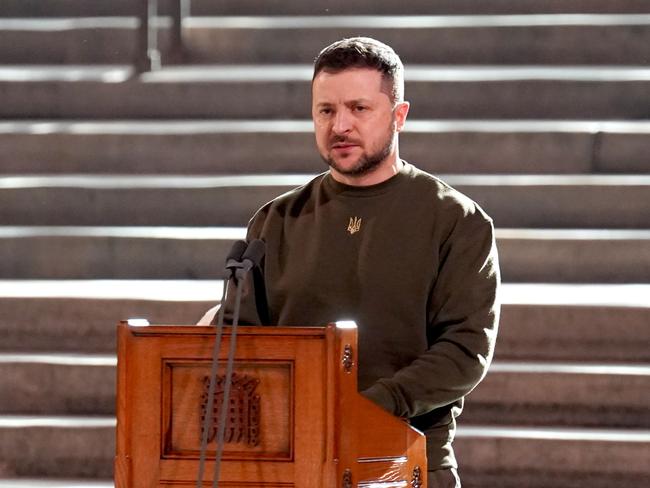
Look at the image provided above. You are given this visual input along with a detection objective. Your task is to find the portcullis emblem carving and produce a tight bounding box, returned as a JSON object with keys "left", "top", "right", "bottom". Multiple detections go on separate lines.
{"left": 200, "top": 372, "right": 261, "bottom": 446}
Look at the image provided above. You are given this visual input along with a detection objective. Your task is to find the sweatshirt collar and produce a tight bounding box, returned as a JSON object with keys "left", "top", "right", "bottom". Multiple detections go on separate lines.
{"left": 323, "top": 161, "right": 412, "bottom": 197}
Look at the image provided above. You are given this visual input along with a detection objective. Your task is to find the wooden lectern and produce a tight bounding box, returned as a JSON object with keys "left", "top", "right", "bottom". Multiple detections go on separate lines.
{"left": 115, "top": 321, "right": 427, "bottom": 487}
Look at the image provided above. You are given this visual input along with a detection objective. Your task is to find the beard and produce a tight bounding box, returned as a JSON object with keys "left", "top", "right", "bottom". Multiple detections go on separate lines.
{"left": 320, "top": 124, "right": 396, "bottom": 177}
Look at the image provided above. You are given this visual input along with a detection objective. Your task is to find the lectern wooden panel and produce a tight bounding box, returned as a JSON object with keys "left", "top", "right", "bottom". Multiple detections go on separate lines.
{"left": 115, "top": 322, "right": 427, "bottom": 487}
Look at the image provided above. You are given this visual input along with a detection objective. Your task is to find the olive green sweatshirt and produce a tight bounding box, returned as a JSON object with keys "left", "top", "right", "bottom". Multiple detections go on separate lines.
{"left": 220, "top": 162, "right": 500, "bottom": 469}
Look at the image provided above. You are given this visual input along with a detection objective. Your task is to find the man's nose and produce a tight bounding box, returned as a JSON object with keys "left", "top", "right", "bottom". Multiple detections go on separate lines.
{"left": 332, "top": 110, "right": 353, "bottom": 134}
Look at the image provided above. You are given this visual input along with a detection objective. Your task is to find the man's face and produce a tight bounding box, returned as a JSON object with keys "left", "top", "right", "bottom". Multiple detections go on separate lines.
{"left": 311, "top": 68, "right": 408, "bottom": 181}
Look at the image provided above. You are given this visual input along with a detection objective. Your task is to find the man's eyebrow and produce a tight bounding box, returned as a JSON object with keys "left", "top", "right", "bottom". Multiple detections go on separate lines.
{"left": 346, "top": 98, "right": 373, "bottom": 105}
{"left": 313, "top": 98, "right": 377, "bottom": 112}
{"left": 315, "top": 98, "right": 373, "bottom": 106}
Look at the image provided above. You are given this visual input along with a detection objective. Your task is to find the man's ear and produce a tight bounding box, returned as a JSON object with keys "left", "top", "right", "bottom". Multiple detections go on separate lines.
{"left": 394, "top": 101, "right": 410, "bottom": 132}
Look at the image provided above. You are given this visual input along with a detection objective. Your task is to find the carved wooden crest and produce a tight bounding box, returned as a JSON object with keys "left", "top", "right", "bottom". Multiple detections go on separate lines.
{"left": 200, "top": 372, "right": 261, "bottom": 446}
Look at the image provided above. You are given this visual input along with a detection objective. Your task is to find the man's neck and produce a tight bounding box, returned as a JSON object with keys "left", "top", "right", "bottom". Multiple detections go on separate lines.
{"left": 331, "top": 154, "right": 403, "bottom": 187}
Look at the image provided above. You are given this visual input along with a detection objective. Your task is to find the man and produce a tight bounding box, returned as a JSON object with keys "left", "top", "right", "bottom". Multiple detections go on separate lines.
{"left": 201, "top": 37, "right": 500, "bottom": 488}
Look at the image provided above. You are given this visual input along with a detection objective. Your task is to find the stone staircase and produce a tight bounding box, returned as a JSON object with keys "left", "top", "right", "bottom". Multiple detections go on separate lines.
{"left": 1, "top": 1, "right": 649, "bottom": 487}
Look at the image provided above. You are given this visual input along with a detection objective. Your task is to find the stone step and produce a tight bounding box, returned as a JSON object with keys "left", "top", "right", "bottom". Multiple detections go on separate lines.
{"left": 1, "top": 174, "right": 648, "bottom": 228}
{"left": 2, "top": 65, "right": 650, "bottom": 119}
{"left": 462, "top": 362, "right": 650, "bottom": 428}
{"left": 0, "top": 354, "right": 116, "bottom": 415}
{"left": 455, "top": 426, "right": 650, "bottom": 488}
{"left": 2, "top": 0, "right": 650, "bottom": 17}
{"left": 0, "top": 0, "right": 143, "bottom": 17}
{"left": 1, "top": 16, "right": 650, "bottom": 65}
{"left": 0, "top": 280, "right": 217, "bottom": 353}
{"left": 2, "top": 119, "right": 649, "bottom": 175}
{"left": 0, "top": 281, "right": 648, "bottom": 361}
{"left": 192, "top": 0, "right": 650, "bottom": 16}
{"left": 177, "top": 15, "right": 650, "bottom": 65}
{"left": 1, "top": 417, "right": 648, "bottom": 484}
{"left": 0, "top": 227, "right": 240, "bottom": 280}
{"left": 0, "top": 416, "right": 114, "bottom": 479}
{"left": 498, "top": 284, "right": 650, "bottom": 362}
{"left": 0, "top": 227, "right": 648, "bottom": 282}
{"left": 0, "top": 481, "right": 111, "bottom": 488}
{"left": 496, "top": 229, "right": 650, "bottom": 283}
{"left": 3, "top": 353, "right": 648, "bottom": 429}
{"left": 0, "top": 19, "right": 141, "bottom": 65}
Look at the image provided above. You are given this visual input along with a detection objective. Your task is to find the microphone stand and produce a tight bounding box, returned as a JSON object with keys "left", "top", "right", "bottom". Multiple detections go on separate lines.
{"left": 196, "top": 240, "right": 245, "bottom": 488}
{"left": 196, "top": 240, "right": 264, "bottom": 488}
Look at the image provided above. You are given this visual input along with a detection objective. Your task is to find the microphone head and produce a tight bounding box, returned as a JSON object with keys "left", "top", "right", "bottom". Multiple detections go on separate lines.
{"left": 226, "top": 240, "right": 248, "bottom": 264}
{"left": 241, "top": 239, "right": 266, "bottom": 268}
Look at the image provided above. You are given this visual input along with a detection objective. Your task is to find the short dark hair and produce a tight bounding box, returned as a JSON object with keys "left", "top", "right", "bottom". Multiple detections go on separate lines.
{"left": 313, "top": 37, "right": 405, "bottom": 103}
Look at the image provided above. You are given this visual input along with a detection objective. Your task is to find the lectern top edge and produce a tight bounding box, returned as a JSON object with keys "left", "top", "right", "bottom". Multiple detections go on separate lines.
{"left": 118, "top": 321, "right": 346, "bottom": 338}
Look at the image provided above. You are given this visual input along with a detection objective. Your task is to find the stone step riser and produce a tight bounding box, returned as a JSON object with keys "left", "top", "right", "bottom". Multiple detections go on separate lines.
{"left": 462, "top": 472, "right": 650, "bottom": 488}
{"left": 1, "top": 24, "right": 649, "bottom": 65}
{"left": 190, "top": 0, "right": 650, "bottom": 16}
{"left": 463, "top": 370, "right": 650, "bottom": 428}
{"left": 0, "top": 481, "right": 112, "bottom": 488}
{"left": 1, "top": 0, "right": 140, "bottom": 17}
{"left": 3, "top": 0, "right": 650, "bottom": 17}
{"left": 0, "top": 236, "right": 232, "bottom": 280}
{"left": 0, "top": 482, "right": 113, "bottom": 488}
{"left": 2, "top": 363, "right": 115, "bottom": 415}
{"left": 498, "top": 304, "right": 650, "bottom": 362}
{"left": 498, "top": 237, "right": 650, "bottom": 283}
{"left": 1, "top": 297, "right": 648, "bottom": 359}
{"left": 3, "top": 361, "right": 649, "bottom": 429}
{"left": 1, "top": 423, "right": 648, "bottom": 481}
{"left": 454, "top": 433, "right": 650, "bottom": 488}
{"left": 0, "top": 424, "right": 114, "bottom": 478}
{"left": 0, "top": 298, "right": 210, "bottom": 354}
{"left": 0, "top": 234, "right": 648, "bottom": 282}
{"left": 183, "top": 24, "right": 650, "bottom": 66}
{"left": 1, "top": 184, "right": 648, "bottom": 228}
{"left": 1, "top": 130, "right": 647, "bottom": 175}
{"left": 2, "top": 79, "right": 649, "bottom": 120}
{"left": 0, "top": 28, "right": 139, "bottom": 65}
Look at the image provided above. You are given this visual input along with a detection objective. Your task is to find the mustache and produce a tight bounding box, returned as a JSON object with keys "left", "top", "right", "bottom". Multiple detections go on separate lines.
{"left": 329, "top": 136, "right": 361, "bottom": 146}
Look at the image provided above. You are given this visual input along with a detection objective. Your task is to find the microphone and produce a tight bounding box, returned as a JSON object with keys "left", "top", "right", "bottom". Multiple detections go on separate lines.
{"left": 225, "top": 240, "right": 247, "bottom": 271}
{"left": 236, "top": 239, "right": 266, "bottom": 279}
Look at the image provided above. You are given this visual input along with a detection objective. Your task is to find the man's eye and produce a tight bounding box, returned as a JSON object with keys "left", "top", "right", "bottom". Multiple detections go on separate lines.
{"left": 354, "top": 106, "right": 367, "bottom": 112}
{"left": 320, "top": 108, "right": 332, "bottom": 115}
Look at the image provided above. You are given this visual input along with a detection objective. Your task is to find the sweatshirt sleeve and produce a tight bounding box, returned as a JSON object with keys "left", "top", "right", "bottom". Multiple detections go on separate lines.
{"left": 363, "top": 206, "right": 500, "bottom": 418}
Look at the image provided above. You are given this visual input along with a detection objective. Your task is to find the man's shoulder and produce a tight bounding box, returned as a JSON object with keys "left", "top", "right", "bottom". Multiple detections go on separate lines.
{"left": 247, "top": 172, "right": 327, "bottom": 229}
{"left": 406, "top": 164, "right": 493, "bottom": 224}
{"left": 262, "top": 172, "right": 326, "bottom": 211}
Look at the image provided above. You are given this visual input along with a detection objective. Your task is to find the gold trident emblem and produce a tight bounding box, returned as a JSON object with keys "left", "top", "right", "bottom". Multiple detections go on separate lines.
{"left": 347, "top": 217, "right": 362, "bottom": 235}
